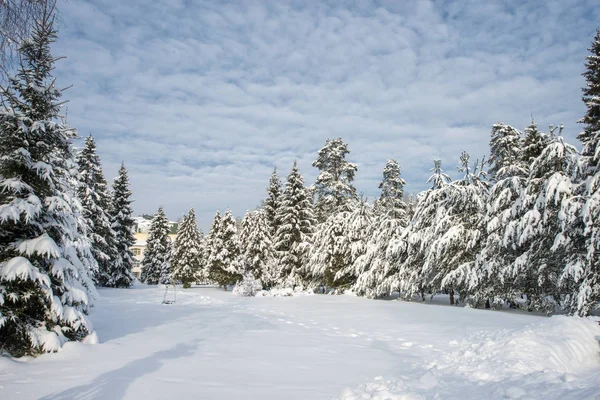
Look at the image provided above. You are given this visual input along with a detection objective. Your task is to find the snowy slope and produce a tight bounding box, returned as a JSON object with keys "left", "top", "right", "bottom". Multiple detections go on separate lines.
{"left": 0, "top": 286, "right": 598, "bottom": 400}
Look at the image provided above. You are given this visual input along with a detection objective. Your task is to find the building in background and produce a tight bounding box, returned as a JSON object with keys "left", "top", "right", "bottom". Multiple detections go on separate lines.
{"left": 131, "top": 216, "right": 178, "bottom": 279}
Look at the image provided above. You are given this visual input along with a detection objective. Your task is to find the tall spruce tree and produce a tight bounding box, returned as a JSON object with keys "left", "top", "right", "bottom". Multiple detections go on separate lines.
{"left": 274, "top": 161, "right": 316, "bottom": 288}
{"left": 562, "top": 29, "right": 600, "bottom": 316}
{"left": 140, "top": 207, "right": 171, "bottom": 285}
{"left": 471, "top": 124, "right": 529, "bottom": 307}
{"left": 172, "top": 209, "right": 202, "bottom": 288}
{"left": 312, "top": 138, "right": 358, "bottom": 221}
{"left": 507, "top": 135, "right": 577, "bottom": 313}
{"left": 400, "top": 160, "right": 453, "bottom": 301}
{"left": 417, "top": 152, "right": 488, "bottom": 305}
{"left": 76, "top": 134, "right": 116, "bottom": 286}
{"left": 108, "top": 163, "right": 135, "bottom": 287}
{"left": 207, "top": 210, "right": 242, "bottom": 289}
{"left": 264, "top": 168, "right": 282, "bottom": 236}
{"left": 354, "top": 162, "right": 410, "bottom": 298}
{"left": 0, "top": 10, "right": 97, "bottom": 356}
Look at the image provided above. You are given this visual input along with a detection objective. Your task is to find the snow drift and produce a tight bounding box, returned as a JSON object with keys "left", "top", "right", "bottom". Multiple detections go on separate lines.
{"left": 339, "top": 316, "right": 600, "bottom": 400}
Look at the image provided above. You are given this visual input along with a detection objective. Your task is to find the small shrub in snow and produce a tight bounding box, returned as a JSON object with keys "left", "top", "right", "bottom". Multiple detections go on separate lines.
{"left": 233, "top": 274, "right": 263, "bottom": 297}
{"left": 255, "top": 287, "right": 314, "bottom": 297}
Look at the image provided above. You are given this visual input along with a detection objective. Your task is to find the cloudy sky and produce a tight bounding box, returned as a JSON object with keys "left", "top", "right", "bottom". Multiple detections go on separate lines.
{"left": 53, "top": 0, "right": 599, "bottom": 231}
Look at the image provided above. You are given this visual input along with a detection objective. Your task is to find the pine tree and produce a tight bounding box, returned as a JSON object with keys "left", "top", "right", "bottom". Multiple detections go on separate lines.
{"left": 562, "top": 29, "right": 600, "bottom": 316}
{"left": 309, "top": 209, "right": 351, "bottom": 291}
{"left": 241, "top": 209, "right": 275, "bottom": 287}
{"left": 172, "top": 209, "right": 203, "bottom": 288}
{"left": 374, "top": 159, "right": 408, "bottom": 223}
{"left": 487, "top": 124, "right": 523, "bottom": 182}
{"left": 507, "top": 135, "right": 577, "bottom": 313}
{"left": 108, "top": 163, "right": 135, "bottom": 288}
{"left": 76, "top": 134, "right": 116, "bottom": 286}
{"left": 354, "top": 161, "right": 410, "bottom": 298}
{"left": 0, "top": 10, "right": 96, "bottom": 356}
{"left": 239, "top": 210, "right": 254, "bottom": 255}
{"left": 158, "top": 239, "right": 173, "bottom": 285}
{"left": 203, "top": 211, "right": 222, "bottom": 283}
{"left": 140, "top": 207, "right": 171, "bottom": 285}
{"left": 470, "top": 124, "right": 529, "bottom": 308}
{"left": 310, "top": 199, "right": 373, "bottom": 292}
{"left": 274, "top": 161, "right": 316, "bottom": 288}
{"left": 578, "top": 29, "right": 600, "bottom": 163}
{"left": 352, "top": 214, "right": 406, "bottom": 298}
{"left": 312, "top": 138, "right": 358, "bottom": 221}
{"left": 419, "top": 153, "right": 488, "bottom": 305}
{"left": 264, "top": 168, "right": 282, "bottom": 236}
{"left": 427, "top": 159, "right": 451, "bottom": 190}
{"left": 207, "top": 210, "right": 242, "bottom": 289}
{"left": 522, "top": 120, "right": 547, "bottom": 164}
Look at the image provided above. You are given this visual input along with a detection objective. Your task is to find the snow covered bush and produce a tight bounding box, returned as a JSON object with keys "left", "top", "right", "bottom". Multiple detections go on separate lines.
{"left": 233, "top": 274, "right": 263, "bottom": 297}
{"left": 255, "top": 287, "right": 314, "bottom": 297}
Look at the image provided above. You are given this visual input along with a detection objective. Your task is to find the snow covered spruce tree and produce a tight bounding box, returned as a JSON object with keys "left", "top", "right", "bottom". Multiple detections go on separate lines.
{"left": 353, "top": 161, "right": 409, "bottom": 298}
{"left": 203, "top": 211, "right": 221, "bottom": 283}
{"left": 76, "top": 134, "right": 116, "bottom": 286}
{"left": 140, "top": 207, "right": 172, "bottom": 285}
{"left": 506, "top": 131, "right": 578, "bottom": 313}
{"left": 522, "top": 120, "right": 548, "bottom": 164}
{"left": 207, "top": 210, "right": 242, "bottom": 289}
{"left": 108, "top": 163, "right": 135, "bottom": 287}
{"left": 240, "top": 209, "right": 276, "bottom": 287}
{"left": 430, "top": 152, "right": 488, "bottom": 305}
{"left": 396, "top": 160, "right": 452, "bottom": 301}
{"left": 312, "top": 138, "right": 358, "bottom": 222}
{"left": 264, "top": 168, "right": 282, "bottom": 236}
{"left": 0, "top": 11, "right": 97, "bottom": 356}
{"left": 172, "top": 209, "right": 203, "bottom": 288}
{"left": 310, "top": 198, "right": 373, "bottom": 292}
{"left": 374, "top": 159, "right": 409, "bottom": 222}
{"left": 470, "top": 124, "right": 529, "bottom": 307}
{"left": 274, "top": 161, "right": 316, "bottom": 288}
{"left": 561, "top": 29, "right": 600, "bottom": 316}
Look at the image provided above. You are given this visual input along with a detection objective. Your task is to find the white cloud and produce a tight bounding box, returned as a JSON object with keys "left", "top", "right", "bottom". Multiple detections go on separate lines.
{"left": 52, "top": 0, "right": 600, "bottom": 230}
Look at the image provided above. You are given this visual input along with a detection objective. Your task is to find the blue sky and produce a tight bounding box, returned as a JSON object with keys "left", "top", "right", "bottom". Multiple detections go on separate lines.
{"left": 53, "top": 0, "right": 599, "bottom": 231}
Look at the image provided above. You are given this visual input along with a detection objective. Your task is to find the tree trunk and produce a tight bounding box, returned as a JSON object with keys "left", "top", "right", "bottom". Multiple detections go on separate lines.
{"left": 449, "top": 290, "right": 455, "bottom": 305}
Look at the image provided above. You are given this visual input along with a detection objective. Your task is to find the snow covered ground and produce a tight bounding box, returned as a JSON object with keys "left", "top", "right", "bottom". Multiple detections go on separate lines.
{"left": 0, "top": 285, "right": 599, "bottom": 400}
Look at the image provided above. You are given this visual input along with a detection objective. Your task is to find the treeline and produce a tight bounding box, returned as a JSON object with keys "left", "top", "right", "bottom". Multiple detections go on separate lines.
{"left": 148, "top": 30, "right": 600, "bottom": 317}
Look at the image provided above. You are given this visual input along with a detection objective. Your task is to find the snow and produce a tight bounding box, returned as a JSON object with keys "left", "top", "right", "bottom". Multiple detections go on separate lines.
{"left": 0, "top": 285, "right": 598, "bottom": 400}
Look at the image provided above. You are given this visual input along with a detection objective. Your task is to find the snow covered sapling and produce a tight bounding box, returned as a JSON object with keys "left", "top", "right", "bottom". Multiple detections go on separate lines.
{"left": 0, "top": 8, "right": 97, "bottom": 356}
{"left": 232, "top": 273, "right": 263, "bottom": 296}
{"left": 108, "top": 163, "right": 135, "bottom": 288}
{"left": 141, "top": 207, "right": 172, "bottom": 285}
{"left": 172, "top": 209, "right": 203, "bottom": 288}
